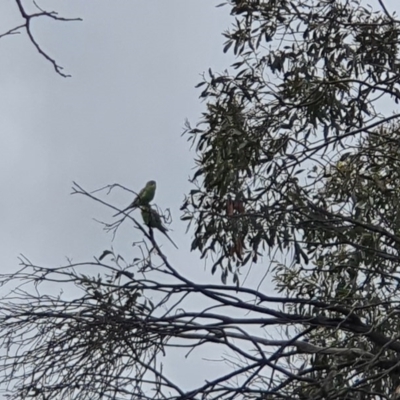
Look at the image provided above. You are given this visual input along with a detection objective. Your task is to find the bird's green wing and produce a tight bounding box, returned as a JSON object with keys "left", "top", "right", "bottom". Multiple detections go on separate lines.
{"left": 141, "top": 206, "right": 178, "bottom": 249}
{"left": 114, "top": 181, "right": 156, "bottom": 217}
{"left": 141, "top": 206, "right": 151, "bottom": 225}
{"left": 139, "top": 182, "right": 156, "bottom": 205}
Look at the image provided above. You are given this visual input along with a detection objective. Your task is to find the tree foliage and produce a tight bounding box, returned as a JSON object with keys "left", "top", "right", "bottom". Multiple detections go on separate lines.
{"left": 181, "top": 0, "right": 400, "bottom": 397}
{"left": 2, "top": 0, "right": 400, "bottom": 399}
{"left": 182, "top": 0, "right": 400, "bottom": 276}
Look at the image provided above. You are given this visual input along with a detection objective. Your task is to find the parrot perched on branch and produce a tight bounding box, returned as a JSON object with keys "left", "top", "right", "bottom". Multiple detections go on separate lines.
{"left": 141, "top": 206, "right": 178, "bottom": 249}
{"left": 114, "top": 180, "right": 156, "bottom": 217}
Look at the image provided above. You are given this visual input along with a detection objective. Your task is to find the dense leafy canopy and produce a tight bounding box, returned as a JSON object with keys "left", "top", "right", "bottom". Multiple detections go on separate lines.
{"left": 180, "top": 0, "right": 400, "bottom": 397}
{"left": 183, "top": 0, "right": 400, "bottom": 281}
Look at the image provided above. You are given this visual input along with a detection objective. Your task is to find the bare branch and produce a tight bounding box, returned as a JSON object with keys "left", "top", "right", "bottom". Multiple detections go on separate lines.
{"left": 1, "top": 0, "right": 82, "bottom": 77}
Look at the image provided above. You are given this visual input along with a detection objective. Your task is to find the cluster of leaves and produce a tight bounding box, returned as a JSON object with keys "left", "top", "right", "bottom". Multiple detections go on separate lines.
{"left": 181, "top": 0, "right": 400, "bottom": 398}
{"left": 182, "top": 0, "right": 400, "bottom": 275}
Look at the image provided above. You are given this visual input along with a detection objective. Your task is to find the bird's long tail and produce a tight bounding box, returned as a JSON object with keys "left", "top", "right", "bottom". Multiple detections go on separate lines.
{"left": 162, "top": 231, "right": 179, "bottom": 249}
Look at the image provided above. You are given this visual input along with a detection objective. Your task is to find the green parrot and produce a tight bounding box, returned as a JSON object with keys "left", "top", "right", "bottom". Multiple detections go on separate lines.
{"left": 141, "top": 206, "right": 178, "bottom": 249}
{"left": 114, "top": 180, "right": 156, "bottom": 217}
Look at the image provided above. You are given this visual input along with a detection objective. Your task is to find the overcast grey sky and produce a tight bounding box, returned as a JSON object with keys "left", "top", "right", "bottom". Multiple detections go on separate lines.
{"left": 0, "top": 1, "right": 250, "bottom": 394}
{"left": 1, "top": 0, "right": 400, "bottom": 397}
{"left": 0, "top": 1, "right": 236, "bottom": 269}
